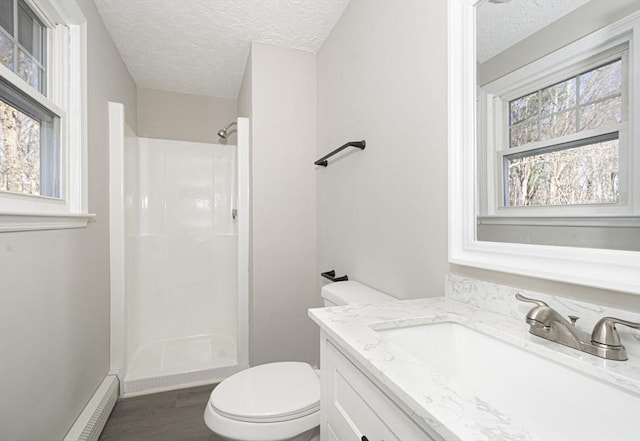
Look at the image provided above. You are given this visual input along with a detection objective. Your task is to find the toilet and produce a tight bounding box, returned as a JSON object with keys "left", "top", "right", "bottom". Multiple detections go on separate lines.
{"left": 204, "top": 281, "right": 396, "bottom": 441}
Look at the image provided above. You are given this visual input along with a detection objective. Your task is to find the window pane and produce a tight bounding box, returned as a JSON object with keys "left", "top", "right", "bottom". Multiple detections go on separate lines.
{"left": 0, "top": 98, "right": 41, "bottom": 195}
{"left": 506, "top": 139, "right": 619, "bottom": 207}
{"left": 18, "top": 0, "right": 44, "bottom": 63}
{"left": 541, "top": 78, "right": 576, "bottom": 116}
{"left": 509, "top": 58, "right": 624, "bottom": 150}
{"left": 510, "top": 119, "right": 538, "bottom": 147}
{"left": 0, "top": 30, "right": 14, "bottom": 70}
{"left": 0, "top": 0, "right": 13, "bottom": 35}
{"left": 540, "top": 110, "right": 576, "bottom": 140}
{"left": 0, "top": 79, "right": 59, "bottom": 198}
{"left": 579, "top": 96, "right": 622, "bottom": 131}
{"left": 579, "top": 60, "right": 622, "bottom": 104}
{"left": 17, "top": 49, "right": 43, "bottom": 92}
{"left": 510, "top": 91, "right": 538, "bottom": 124}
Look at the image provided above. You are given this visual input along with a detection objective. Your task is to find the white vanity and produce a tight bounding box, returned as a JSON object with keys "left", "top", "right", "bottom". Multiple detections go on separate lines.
{"left": 309, "top": 275, "right": 640, "bottom": 441}
{"left": 322, "top": 339, "right": 436, "bottom": 441}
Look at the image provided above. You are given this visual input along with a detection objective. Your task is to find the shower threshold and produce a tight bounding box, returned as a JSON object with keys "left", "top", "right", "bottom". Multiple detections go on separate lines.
{"left": 123, "top": 334, "right": 241, "bottom": 396}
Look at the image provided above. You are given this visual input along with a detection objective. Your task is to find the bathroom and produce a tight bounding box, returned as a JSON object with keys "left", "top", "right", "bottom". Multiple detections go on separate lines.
{"left": 0, "top": 0, "right": 638, "bottom": 440}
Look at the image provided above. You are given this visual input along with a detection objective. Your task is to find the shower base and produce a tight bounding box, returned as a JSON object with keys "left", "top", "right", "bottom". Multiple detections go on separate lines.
{"left": 123, "top": 333, "right": 241, "bottom": 396}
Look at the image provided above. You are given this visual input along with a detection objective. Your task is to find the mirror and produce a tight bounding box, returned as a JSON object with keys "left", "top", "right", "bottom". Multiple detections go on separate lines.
{"left": 447, "top": 0, "right": 640, "bottom": 293}
{"left": 475, "top": 0, "right": 639, "bottom": 252}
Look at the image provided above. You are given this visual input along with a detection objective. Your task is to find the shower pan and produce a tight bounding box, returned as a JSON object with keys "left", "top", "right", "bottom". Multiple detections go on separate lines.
{"left": 109, "top": 105, "right": 249, "bottom": 395}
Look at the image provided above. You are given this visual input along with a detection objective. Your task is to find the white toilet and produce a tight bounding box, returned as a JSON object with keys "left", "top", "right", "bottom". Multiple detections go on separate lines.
{"left": 204, "top": 281, "right": 396, "bottom": 441}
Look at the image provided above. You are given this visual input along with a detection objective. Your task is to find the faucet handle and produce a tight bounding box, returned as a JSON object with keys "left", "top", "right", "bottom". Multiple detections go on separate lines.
{"left": 591, "top": 317, "right": 640, "bottom": 347}
{"left": 515, "top": 293, "right": 548, "bottom": 307}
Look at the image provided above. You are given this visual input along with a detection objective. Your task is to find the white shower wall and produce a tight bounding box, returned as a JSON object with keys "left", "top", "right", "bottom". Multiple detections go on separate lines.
{"left": 123, "top": 137, "right": 239, "bottom": 392}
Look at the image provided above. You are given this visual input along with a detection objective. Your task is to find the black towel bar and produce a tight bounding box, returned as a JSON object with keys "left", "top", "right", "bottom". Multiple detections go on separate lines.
{"left": 315, "top": 140, "right": 366, "bottom": 167}
{"left": 321, "top": 270, "right": 349, "bottom": 282}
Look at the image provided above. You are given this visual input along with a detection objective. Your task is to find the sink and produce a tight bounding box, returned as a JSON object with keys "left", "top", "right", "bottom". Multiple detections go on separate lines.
{"left": 376, "top": 321, "right": 640, "bottom": 441}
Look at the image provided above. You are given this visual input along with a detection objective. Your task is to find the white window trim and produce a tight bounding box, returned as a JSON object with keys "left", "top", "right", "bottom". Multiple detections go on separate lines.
{"left": 478, "top": 16, "right": 639, "bottom": 221}
{"left": 0, "top": 0, "right": 93, "bottom": 232}
{"left": 448, "top": 1, "right": 640, "bottom": 294}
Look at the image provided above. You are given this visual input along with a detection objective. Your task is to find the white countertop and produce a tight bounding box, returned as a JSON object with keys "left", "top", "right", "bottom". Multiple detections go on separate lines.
{"left": 308, "top": 297, "right": 640, "bottom": 441}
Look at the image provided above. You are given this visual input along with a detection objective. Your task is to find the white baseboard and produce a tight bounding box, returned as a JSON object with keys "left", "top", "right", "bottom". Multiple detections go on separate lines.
{"left": 63, "top": 375, "right": 119, "bottom": 441}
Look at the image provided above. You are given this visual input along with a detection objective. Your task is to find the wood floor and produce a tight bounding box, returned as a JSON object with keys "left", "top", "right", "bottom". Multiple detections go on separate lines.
{"left": 99, "top": 384, "right": 224, "bottom": 441}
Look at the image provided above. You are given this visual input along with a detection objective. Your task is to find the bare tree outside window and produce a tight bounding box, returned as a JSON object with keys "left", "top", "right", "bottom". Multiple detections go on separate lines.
{"left": 507, "top": 140, "right": 618, "bottom": 207}
{"left": 0, "top": 99, "right": 41, "bottom": 195}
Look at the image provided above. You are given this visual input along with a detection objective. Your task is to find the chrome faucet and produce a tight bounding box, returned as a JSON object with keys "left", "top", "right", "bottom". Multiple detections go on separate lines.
{"left": 516, "top": 294, "right": 640, "bottom": 361}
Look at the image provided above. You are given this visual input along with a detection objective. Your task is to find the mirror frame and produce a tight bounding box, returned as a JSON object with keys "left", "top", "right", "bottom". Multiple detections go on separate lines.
{"left": 447, "top": 0, "right": 640, "bottom": 294}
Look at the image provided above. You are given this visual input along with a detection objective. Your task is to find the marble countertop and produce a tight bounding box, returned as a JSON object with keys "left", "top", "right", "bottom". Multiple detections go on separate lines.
{"left": 308, "top": 297, "right": 640, "bottom": 441}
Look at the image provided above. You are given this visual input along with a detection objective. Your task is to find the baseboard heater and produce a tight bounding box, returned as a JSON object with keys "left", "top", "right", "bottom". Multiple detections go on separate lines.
{"left": 63, "top": 375, "right": 119, "bottom": 441}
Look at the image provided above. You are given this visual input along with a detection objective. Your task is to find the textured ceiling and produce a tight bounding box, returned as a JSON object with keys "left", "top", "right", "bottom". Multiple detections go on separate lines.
{"left": 477, "top": 0, "right": 591, "bottom": 63}
{"left": 94, "top": 0, "right": 350, "bottom": 99}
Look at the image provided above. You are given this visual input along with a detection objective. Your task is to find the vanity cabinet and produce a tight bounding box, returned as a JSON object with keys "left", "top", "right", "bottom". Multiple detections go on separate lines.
{"left": 321, "top": 335, "right": 436, "bottom": 441}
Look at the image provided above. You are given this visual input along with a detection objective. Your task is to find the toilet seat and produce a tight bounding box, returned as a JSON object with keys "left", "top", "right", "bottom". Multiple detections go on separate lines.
{"left": 210, "top": 362, "right": 320, "bottom": 423}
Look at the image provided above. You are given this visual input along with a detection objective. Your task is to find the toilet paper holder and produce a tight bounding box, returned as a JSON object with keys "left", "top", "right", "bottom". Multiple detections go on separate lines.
{"left": 321, "top": 270, "right": 349, "bottom": 282}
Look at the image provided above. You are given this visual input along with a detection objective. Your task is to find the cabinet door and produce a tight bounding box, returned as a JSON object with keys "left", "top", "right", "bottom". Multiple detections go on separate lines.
{"left": 323, "top": 341, "right": 434, "bottom": 441}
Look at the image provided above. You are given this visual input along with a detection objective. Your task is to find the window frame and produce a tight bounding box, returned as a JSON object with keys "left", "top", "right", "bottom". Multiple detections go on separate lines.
{"left": 479, "top": 30, "right": 638, "bottom": 221}
{"left": 0, "top": 0, "right": 92, "bottom": 232}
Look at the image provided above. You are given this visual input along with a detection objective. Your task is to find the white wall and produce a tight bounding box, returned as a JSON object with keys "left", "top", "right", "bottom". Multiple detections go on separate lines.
{"left": 137, "top": 87, "right": 238, "bottom": 144}
{"left": 0, "top": 0, "right": 137, "bottom": 439}
{"left": 240, "top": 42, "right": 318, "bottom": 366}
{"left": 316, "top": 0, "right": 449, "bottom": 300}
{"left": 237, "top": 50, "right": 254, "bottom": 360}
{"left": 123, "top": 124, "right": 139, "bottom": 369}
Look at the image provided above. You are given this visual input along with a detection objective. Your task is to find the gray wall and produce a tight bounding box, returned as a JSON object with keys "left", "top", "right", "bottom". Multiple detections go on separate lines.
{"left": 316, "top": 0, "right": 449, "bottom": 300}
{"left": 478, "top": 223, "right": 640, "bottom": 251}
{"left": 239, "top": 43, "right": 318, "bottom": 366}
{"left": 137, "top": 87, "right": 238, "bottom": 144}
{"left": 0, "top": 0, "right": 137, "bottom": 439}
{"left": 238, "top": 51, "right": 252, "bottom": 122}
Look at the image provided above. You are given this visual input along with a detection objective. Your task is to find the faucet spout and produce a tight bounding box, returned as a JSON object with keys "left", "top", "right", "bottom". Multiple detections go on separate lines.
{"left": 536, "top": 318, "right": 587, "bottom": 348}
{"left": 525, "top": 304, "right": 567, "bottom": 327}
{"left": 525, "top": 306, "right": 588, "bottom": 352}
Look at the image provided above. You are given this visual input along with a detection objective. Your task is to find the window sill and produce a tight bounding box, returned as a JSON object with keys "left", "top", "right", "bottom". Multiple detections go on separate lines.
{"left": 0, "top": 212, "right": 96, "bottom": 232}
{"left": 477, "top": 215, "right": 640, "bottom": 228}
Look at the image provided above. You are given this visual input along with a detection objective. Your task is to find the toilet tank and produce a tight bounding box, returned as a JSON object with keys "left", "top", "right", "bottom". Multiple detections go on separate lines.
{"left": 321, "top": 281, "right": 396, "bottom": 307}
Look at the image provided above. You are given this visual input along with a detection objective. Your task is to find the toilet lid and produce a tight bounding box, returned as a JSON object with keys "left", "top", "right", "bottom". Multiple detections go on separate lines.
{"left": 211, "top": 362, "right": 320, "bottom": 423}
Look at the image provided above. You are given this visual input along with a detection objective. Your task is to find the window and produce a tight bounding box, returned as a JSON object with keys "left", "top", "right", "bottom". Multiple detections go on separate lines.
{"left": 504, "top": 58, "right": 624, "bottom": 208}
{"left": 1, "top": 0, "right": 59, "bottom": 198}
{"left": 0, "top": 0, "right": 90, "bottom": 231}
{"left": 479, "top": 32, "right": 637, "bottom": 220}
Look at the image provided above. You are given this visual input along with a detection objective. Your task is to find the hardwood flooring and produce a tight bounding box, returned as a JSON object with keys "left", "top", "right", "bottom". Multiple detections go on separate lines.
{"left": 99, "top": 384, "right": 224, "bottom": 441}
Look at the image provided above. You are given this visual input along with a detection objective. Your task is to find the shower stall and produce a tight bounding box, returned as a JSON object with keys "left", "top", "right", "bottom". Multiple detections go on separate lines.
{"left": 109, "top": 103, "right": 249, "bottom": 395}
